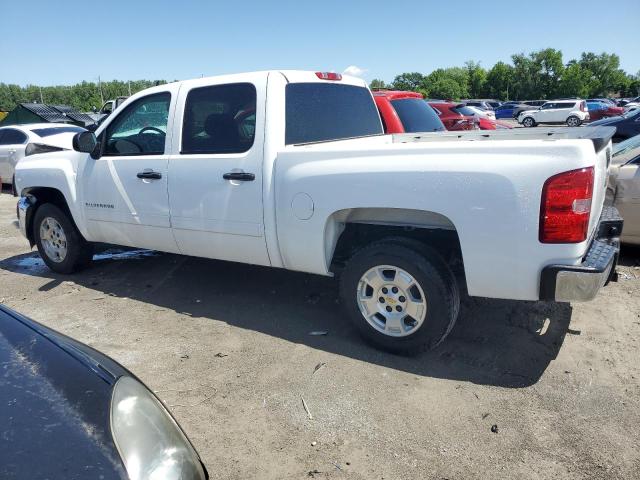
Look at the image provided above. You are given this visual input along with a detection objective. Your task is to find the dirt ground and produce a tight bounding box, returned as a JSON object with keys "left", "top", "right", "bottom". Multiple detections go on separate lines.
{"left": 1, "top": 189, "right": 639, "bottom": 479}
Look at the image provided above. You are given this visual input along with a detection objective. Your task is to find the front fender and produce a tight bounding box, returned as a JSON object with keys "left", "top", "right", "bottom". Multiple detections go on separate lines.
{"left": 16, "top": 152, "right": 87, "bottom": 239}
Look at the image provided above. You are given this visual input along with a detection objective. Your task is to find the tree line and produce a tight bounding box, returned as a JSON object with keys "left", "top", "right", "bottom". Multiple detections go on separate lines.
{"left": 370, "top": 49, "right": 640, "bottom": 101}
{"left": 0, "top": 80, "right": 168, "bottom": 112}
{"left": 1, "top": 49, "right": 638, "bottom": 112}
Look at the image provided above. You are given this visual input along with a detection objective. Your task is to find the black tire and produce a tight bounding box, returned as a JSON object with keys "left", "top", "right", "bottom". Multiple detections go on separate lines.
{"left": 339, "top": 238, "right": 460, "bottom": 354}
{"left": 33, "top": 203, "right": 94, "bottom": 274}
{"left": 566, "top": 115, "right": 581, "bottom": 127}
{"left": 522, "top": 116, "right": 536, "bottom": 128}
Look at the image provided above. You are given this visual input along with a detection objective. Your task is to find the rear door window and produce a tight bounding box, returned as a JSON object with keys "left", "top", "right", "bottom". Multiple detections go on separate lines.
{"left": 181, "top": 83, "right": 257, "bottom": 154}
{"left": 285, "top": 83, "right": 382, "bottom": 144}
{"left": 0, "top": 129, "right": 28, "bottom": 145}
{"left": 390, "top": 99, "right": 445, "bottom": 132}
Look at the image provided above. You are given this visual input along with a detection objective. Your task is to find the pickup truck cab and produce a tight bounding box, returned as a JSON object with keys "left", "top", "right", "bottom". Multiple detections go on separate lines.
{"left": 15, "top": 71, "right": 622, "bottom": 353}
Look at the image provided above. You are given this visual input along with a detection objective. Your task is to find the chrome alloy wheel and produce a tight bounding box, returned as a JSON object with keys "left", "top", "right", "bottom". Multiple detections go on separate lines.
{"left": 39, "top": 217, "right": 68, "bottom": 263}
{"left": 356, "top": 265, "right": 427, "bottom": 337}
{"left": 567, "top": 116, "right": 580, "bottom": 127}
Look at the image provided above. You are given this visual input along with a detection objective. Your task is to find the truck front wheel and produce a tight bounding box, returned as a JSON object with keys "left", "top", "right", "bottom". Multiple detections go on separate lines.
{"left": 339, "top": 239, "right": 460, "bottom": 354}
{"left": 33, "top": 203, "right": 94, "bottom": 274}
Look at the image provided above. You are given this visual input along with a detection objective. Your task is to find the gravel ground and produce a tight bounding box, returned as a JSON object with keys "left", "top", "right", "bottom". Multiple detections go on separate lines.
{"left": 1, "top": 189, "right": 639, "bottom": 479}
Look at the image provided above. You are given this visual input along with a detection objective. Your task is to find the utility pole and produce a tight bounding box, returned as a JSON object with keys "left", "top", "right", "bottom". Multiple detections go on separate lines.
{"left": 39, "top": 86, "right": 44, "bottom": 103}
{"left": 98, "top": 76, "right": 104, "bottom": 104}
{"left": 128, "top": 80, "right": 132, "bottom": 96}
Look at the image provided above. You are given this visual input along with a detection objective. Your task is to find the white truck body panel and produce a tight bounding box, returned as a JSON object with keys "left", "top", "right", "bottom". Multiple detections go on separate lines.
{"left": 15, "top": 71, "right": 613, "bottom": 302}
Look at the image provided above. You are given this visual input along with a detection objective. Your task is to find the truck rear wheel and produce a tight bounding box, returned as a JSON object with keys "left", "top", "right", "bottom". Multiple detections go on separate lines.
{"left": 339, "top": 239, "right": 460, "bottom": 354}
{"left": 33, "top": 203, "right": 94, "bottom": 274}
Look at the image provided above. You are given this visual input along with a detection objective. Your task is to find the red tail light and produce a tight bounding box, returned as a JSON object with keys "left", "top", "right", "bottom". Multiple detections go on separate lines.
{"left": 316, "top": 72, "right": 342, "bottom": 81}
{"left": 539, "top": 167, "right": 594, "bottom": 243}
{"left": 580, "top": 101, "right": 587, "bottom": 112}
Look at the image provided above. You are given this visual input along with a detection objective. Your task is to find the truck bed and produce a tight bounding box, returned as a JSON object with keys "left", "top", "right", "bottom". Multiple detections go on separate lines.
{"left": 393, "top": 126, "right": 616, "bottom": 154}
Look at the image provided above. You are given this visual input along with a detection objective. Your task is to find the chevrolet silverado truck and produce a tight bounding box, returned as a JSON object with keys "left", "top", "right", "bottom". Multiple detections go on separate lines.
{"left": 14, "top": 70, "right": 623, "bottom": 353}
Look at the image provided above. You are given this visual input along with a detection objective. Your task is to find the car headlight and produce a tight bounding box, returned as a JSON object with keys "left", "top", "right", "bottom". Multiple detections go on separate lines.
{"left": 110, "top": 376, "right": 207, "bottom": 480}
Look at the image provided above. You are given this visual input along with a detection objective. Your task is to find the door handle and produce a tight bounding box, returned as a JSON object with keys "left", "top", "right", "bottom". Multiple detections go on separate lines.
{"left": 137, "top": 170, "right": 162, "bottom": 180}
{"left": 223, "top": 172, "right": 255, "bottom": 181}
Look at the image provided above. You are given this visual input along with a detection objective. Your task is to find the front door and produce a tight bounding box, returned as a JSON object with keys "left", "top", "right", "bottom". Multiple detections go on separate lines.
{"left": 537, "top": 103, "right": 556, "bottom": 123}
{"left": 167, "top": 74, "right": 270, "bottom": 266}
{"left": 79, "top": 90, "right": 180, "bottom": 253}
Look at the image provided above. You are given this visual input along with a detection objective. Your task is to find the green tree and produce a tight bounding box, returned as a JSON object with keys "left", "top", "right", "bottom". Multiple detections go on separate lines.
{"left": 485, "top": 62, "right": 514, "bottom": 100}
{"left": 369, "top": 79, "right": 389, "bottom": 89}
{"left": 511, "top": 48, "right": 564, "bottom": 100}
{"left": 557, "top": 62, "right": 591, "bottom": 98}
{"left": 423, "top": 68, "right": 469, "bottom": 99}
{"left": 465, "top": 61, "right": 487, "bottom": 98}
{"left": 391, "top": 72, "right": 425, "bottom": 91}
{"left": 578, "top": 52, "right": 628, "bottom": 96}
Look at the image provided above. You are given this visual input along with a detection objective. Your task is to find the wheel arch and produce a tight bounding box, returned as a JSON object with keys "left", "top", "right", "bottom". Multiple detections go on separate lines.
{"left": 324, "top": 207, "right": 467, "bottom": 292}
{"left": 21, "top": 186, "right": 79, "bottom": 246}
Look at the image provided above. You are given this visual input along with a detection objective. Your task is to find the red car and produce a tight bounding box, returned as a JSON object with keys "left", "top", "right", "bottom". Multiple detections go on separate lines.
{"left": 373, "top": 90, "right": 445, "bottom": 133}
{"left": 428, "top": 102, "right": 501, "bottom": 130}
{"left": 586, "top": 101, "right": 625, "bottom": 122}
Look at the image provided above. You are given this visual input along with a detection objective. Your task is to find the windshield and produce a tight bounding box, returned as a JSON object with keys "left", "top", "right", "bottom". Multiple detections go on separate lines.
{"left": 612, "top": 135, "right": 640, "bottom": 165}
{"left": 622, "top": 108, "right": 640, "bottom": 119}
{"left": 285, "top": 83, "right": 383, "bottom": 145}
{"left": 31, "top": 126, "right": 85, "bottom": 137}
{"left": 390, "top": 99, "right": 445, "bottom": 133}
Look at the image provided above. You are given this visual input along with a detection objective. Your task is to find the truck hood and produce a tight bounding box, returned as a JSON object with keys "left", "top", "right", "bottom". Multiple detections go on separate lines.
{"left": 34, "top": 131, "right": 80, "bottom": 149}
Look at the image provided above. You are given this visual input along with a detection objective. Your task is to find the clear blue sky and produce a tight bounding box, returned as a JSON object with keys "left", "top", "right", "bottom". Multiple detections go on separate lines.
{"left": 1, "top": 0, "right": 638, "bottom": 86}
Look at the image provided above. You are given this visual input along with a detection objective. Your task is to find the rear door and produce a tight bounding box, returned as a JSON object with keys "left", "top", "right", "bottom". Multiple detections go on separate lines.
{"left": 616, "top": 158, "right": 640, "bottom": 241}
{"left": 553, "top": 102, "right": 574, "bottom": 122}
{"left": 0, "top": 128, "right": 27, "bottom": 183}
{"left": 167, "top": 73, "right": 270, "bottom": 266}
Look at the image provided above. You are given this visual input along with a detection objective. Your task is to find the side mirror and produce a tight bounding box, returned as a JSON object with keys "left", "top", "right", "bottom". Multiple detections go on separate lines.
{"left": 73, "top": 131, "right": 98, "bottom": 155}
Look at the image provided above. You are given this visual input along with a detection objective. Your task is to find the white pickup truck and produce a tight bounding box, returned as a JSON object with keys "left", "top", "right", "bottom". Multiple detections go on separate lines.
{"left": 15, "top": 71, "right": 623, "bottom": 353}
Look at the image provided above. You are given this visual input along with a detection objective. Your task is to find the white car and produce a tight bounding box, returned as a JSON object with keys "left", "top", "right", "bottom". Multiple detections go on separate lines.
{"left": 518, "top": 100, "right": 590, "bottom": 127}
{"left": 0, "top": 123, "right": 86, "bottom": 195}
{"left": 466, "top": 106, "right": 496, "bottom": 120}
{"left": 15, "top": 71, "right": 621, "bottom": 353}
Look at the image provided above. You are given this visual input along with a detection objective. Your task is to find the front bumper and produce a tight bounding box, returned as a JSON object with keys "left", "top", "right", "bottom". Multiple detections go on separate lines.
{"left": 17, "top": 196, "right": 34, "bottom": 240}
{"left": 540, "top": 206, "right": 623, "bottom": 302}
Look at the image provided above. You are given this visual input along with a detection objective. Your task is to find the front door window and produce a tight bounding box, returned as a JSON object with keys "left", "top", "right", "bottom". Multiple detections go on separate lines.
{"left": 103, "top": 93, "right": 171, "bottom": 156}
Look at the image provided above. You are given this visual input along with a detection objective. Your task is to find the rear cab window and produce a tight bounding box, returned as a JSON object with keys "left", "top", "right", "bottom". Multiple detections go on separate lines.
{"left": 390, "top": 99, "right": 445, "bottom": 133}
{"left": 285, "top": 83, "right": 382, "bottom": 144}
